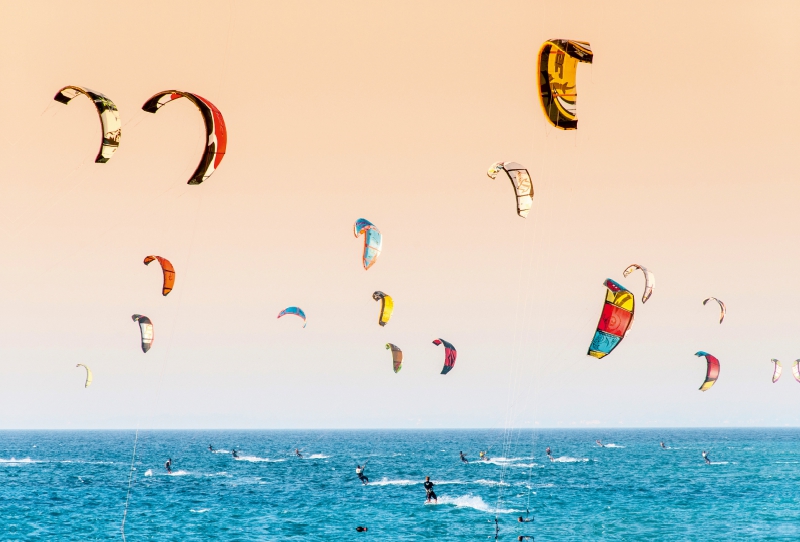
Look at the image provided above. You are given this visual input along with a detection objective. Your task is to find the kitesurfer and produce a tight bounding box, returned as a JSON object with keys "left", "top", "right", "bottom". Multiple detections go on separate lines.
{"left": 518, "top": 516, "right": 533, "bottom": 522}
{"left": 295, "top": 448, "right": 303, "bottom": 458}
{"left": 356, "top": 463, "right": 369, "bottom": 484}
{"left": 660, "top": 442, "right": 666, "bottom": 449}
{"left": 518, "top": 536, "right": 533, "bottom": 541}
{"left": 355, "top": 527, "right": 368, "bottom": 532}
{"left": 702, "top": 451, "right": 711, "bottom": 464}
{"left": 479, "top": 451, "right": 488, "bottom": 461}
{"left": 231, "top": 449, "right": 239, "bottom": 459}
{"left": 459, "top": 451, "right": 468, "bottom": 463}
{"left": 596, "top": 440, "right": 604, "bottom": 447}
{"left": 208, "top": 445, "right": 214, "bottom": 452}
{"left": 164, "top": 458, "right": 172, "bottom": 474}
{"left": 423, "top": 476, "right": 437, "bottom": 503}
{"left": 545, "top": 447, "right": 553, "bottom": 461}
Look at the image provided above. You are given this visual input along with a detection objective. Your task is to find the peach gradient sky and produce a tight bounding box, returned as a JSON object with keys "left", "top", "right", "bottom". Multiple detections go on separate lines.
{"left": 0, "top": 1, "right": 798, "bottom": 428}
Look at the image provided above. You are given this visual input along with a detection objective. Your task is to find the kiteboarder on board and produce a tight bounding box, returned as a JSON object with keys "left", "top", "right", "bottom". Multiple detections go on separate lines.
{"left": 423, "top": 476, "right": 437, "bottom": 503}
{"left": 702, "top": 450, "right": 711, "bottom": 464}
{"left": 596, "top": 440, "right": 605, "bottom": 447}
{"left": 660, "top": 441, "right": 666, "bottom": 449}
{"left": 459, "top": 451, "right": 468, "bottom": 464}
{"left": 208, "top": 445, "right": 214, "bottom": 452}
{"left": 231, "top": 449, "right": 239, "bottom": 459}
{"left": 295, "top": 448, "right": 303, "bottom": 458}
{"left": 546, "top": 447, "right": 553, "bottom": 461}
{"left": 356, "top": 463, "right": 369, "bottom": 484}
{"left": 164, "top": 458, "right": 172, "bottom": 474}
{"left": 479, "top": 451, "right": 489, "bottom": 461}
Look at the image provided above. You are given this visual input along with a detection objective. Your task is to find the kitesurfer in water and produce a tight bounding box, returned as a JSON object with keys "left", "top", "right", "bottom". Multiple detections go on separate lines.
{"left": 702, "top": 450, "right": 711, "bottom": 464}
{"left": 424, "top": 476, "right": 437, "bottom": 503}
{"left": 355, "top": 527, "right": 368, "bottom": 532}
{"left": 596, "top": 440, "right": 604, "bottom": 447}
{"left": 295, "top": 448, "right": 303, "bottom": 458}
{"left": 356, "top": 463, "right": 369, "bottom": 484}
{"left": 459, "top": 451, "right": 468, "bottom": 463}
{"left": 208, "top": 445, "right": 214, "bottom": 452}
{"left": 546, "top": 447, "right": 553, "bottom": 461}
{"left": 518, "top": 536, "right": 533, "bottom": 541}
{"left": 164, "top": 458, "right": 172, "bottom": 474}
{"left": 660, "top": 441, "right": 666, "bottom": 449}
{"left": 231, "top": 449, "right": 239, "bottom": 459}
{"left": 518, "top": 516, "right": 533, "bottom": 523}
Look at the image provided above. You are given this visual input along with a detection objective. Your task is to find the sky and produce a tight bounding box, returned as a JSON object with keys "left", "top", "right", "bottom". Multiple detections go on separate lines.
{"left": 0, "top": 1, "right": 798, "bottom": 429}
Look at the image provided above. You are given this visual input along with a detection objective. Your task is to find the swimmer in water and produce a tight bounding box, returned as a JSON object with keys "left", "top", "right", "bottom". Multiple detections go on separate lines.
{"left": 518, "top": 516, "right": 533, "bottom": 522}
{"left": 164, "top": 458, "right": 172, "bottom": 474}
{"left": 355, "top": 526, "right": 368, "bottom": 532}
{"left": 459, "top": 451, "right": 468, "bottom": 463}
{"left": 518, "top": 536, "right": 533, "bottom": 541}
{"left": 596, "top": 440, "right": 605, "bottom": 447}
{"left": 546, "top": 446, "right": 553, "bottom": 461}
{"left": 231, "top": 449, "right": 239, "bottom": 459}
{"left": 295, "top": 448, "right": 303, "bottom": 458}
{"left": 702, "top": 450, "right": 711, "bottom": 464}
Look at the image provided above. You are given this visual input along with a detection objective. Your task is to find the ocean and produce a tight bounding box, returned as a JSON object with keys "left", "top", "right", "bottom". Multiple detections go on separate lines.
{"left": 1, "top": 428, "right": 798, "bottom": 540}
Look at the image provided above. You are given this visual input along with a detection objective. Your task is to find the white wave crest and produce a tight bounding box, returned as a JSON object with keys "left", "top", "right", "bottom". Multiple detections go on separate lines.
{"left": 510, "top": 463, "right": 538, "bottom": 468}
{"left": 144, "top": 469, "right": 153, "bottom": 476}
{"left": 169, "top": 470, "right": 190, "bottom": 476}
{"left": 370, "top": 478, "right": 419, "bottom": 486}
{"left": 433, "top": 495, "right": 517, "bottom": 514}
{"left": 552, "top": 456, "right": 589, "bottom": 463}
{"left": 603, "top": 444, "right": 625, "bottom": 448}
{"left": 0, "top": 457, "right": 38, "bottom": 464}
{"left": 191, "top": 509, "right": 210, "bottom": 513}
{"left": 304, "top": 454, "right": 329, "bottom": 459}
{"left": 211, "top": 449, "right": 230, "bottom": 454}
{"left": 473, "top": 479, "right": 509, "bottom": 487}
{"left": 235, "top": 455, "right": 285, "bottom": 463}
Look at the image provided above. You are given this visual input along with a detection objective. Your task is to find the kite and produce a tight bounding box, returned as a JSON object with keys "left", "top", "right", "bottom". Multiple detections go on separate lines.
{"left": 486, "top": 162, "right": 533, "bottom": 218}
{"left": 131, "top": 314, "right": 154, "bottom": 353}
{"left": 695, "top": 351, "right": 720, "bottom": 391}
{"left": 278, "top": 307, "right": 307, "bottom": 328}
{"left": 537, "top": 40, "right": 593, "bottom": 130}
{"left": 623, "top": 264, "right": 655, "bottom": 304}
{"left": 143, "top": 256, "right": 175, "bottom": 296}
{"left": 432, "top": 339, "right": 457, "bottom": 375}
{"left": 771, "top": 359, "right": 782, "bottom": 383}
{"left": 793, "top": 360, "right": 800, "bottom": 383}
{"left": 372, "top": 291, "right": 394, "bottom": 327}
{"left": 587, "top": 279, "right": 635, "bottom": 359}
{"left": 354, "top": 218, "right": 382, "bottom": 270}
{"left": 386, "top": 343, "right": 403, "bottom": 373}
{"left": 76, "top": 363, "right": 93, "bottom": 388}
{"left": 703, "top": 297, "right": 726, "bottom": 323}
{"left": 141, "top": 91, "right": 227, "bottom": 185}
{"left": 53, "top": 86, "right": 121, "bottom": 163}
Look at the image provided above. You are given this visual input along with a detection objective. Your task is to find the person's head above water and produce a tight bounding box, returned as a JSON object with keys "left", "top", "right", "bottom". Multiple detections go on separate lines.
{"left": 355, "top": 526, "right": 368, "bottom": 532}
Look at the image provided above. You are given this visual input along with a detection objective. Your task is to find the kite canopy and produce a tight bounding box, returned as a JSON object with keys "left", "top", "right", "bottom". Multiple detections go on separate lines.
{"left": 771, "top": 359, "right": 782, "bottom": 383}
{"left": 588, "top": 279, "right": 635, "bottom": 359}
{"left": 143, "top": 255, "right": 175, "bottom": 296}
{"left": 386, "top": 343, "right": 403, "bottom": 373}
{"left": 486, "top": 162, "right": 533, "bottom": 218}
{"left": 354, "top": 218, "right": 382, "bottom": 270}
{"left": 432, "top": 339, "right": 457, "bottom": 375}
{"left": 537, "top": 40, "right": 593, "bottom": 130}
{"left": 703, "top": 297, "right": 726, "bottom": 323}
{"left": 141, "top": 90, "right": 227, "bottom": 185}
{"left": 695, "top": 351, "right": 720, "bottom": 391}
{"left": 793, "top": 360, "right": 800, "bottom": 383}
{"left": 54, "top": 86, "right": 121, "bottom": 163}
{"left": 372, "top": 291, "right": 394, "bottom": 327}
{"left": 131, "top": 314, "right": 154, "bottom": 353}
{"left": 278, "top": 307, "right": 307, "bottom": 328}
{"left": 623, "top": 264, "right": 655, "bottom": 304}
{"left": 76, "top": 363, "right": 93, "bottom": 388}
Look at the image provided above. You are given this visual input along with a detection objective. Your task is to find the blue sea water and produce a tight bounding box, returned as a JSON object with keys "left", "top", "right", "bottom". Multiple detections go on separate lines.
{"left": 1, "top": 429, "right": 799, "bottom": 541}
